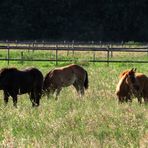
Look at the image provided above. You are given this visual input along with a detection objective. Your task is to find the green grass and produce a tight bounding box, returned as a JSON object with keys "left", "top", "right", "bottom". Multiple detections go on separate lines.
{"left": 0, "top": 51, "right": 148, "bottom": 147}
{"left": 1, "top": 48, "right": 148, "bottom": 63}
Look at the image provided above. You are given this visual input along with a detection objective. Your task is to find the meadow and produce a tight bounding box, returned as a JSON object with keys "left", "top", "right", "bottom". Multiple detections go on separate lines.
{"left": 0, "top": 50, "right": 148, "bottom": 147}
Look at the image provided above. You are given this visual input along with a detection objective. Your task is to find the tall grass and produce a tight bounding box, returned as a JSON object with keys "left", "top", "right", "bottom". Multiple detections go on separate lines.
{"left": 0, "top": 52, "right": 148, "bottom": 147}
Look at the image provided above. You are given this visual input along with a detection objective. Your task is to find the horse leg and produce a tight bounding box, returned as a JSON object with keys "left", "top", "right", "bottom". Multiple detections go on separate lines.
{"left": 55, "top": 88, "right": 62, "bottom": 100}
{"left": 31, "top": 91, "right": 41, "bottom": 107}
{"left": 78, "top": 80, "right": 85, "bottom": 96}
{"left": 126, "top": 94, "right": 132, "bottom": 103}
{"left": 34, "top": 88, "right": 42, "bottom": 106}
{"left": 3, "top": 91, "right": 9, "bottom": 106}
{"left": 143, "top": 97, "right": 148, "bottom": 104}
{"left": 73, "top": 82, "right": 80, "bottom": 95}
{"left": 128, "top": 97, "right": 132, "bottom": 103}
{"left": 80, "top": 86, "right": 85, "bottom": 96}
{"left": 30, "top": 91, "right": 36, "bottom": 107}
{"left": 8, "top": 90, "right": 18, "bottom": 107}
{"left": 118, "top": 96, "right": 124, "bottom": 103}
{"left": 73, "top": 81, "right": 84, "bottom": 96}
{"left": 34, "top": 93, "right": 40, "bottom": 107}
{"left": 46, "top": 89, "right": 50, "bottom": 99}
{"left": 137, "top": 97, "right": 142, "bottom": 104}
{"left": 12, "top": 95, "right": 18, "bottom": 108}
{"left": 45, "top": 91, "right": 51, "bottom": 99}
{"left": 134, "top": 91, "right": 142, "bottom": 104}
{"left": 46, "top": 88, "right": 55, "bottom": 99}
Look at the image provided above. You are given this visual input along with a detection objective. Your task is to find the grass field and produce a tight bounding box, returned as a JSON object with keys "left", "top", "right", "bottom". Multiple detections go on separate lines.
{"left": 0, "top": 51, "right": 148, "bottom": 147}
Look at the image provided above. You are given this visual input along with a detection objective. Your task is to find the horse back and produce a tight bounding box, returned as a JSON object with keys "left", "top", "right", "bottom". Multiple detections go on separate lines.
{"left": 25, "top": 68, "right": 43, "bottom": 81}
{"left": 43, "top": 64, "right": 87, "bottom": 89}
{"left": 0, "top": 67, "right": 43, "bottom": 92}
{"left": 71, "top": 64, "right": 87, "bottom": 77}
{"left": 136, "top": 73, "right": 148, "bottom": 92}
{"left": 0, "top": 68, "right": 19, "bottom": 83}
{"left": 54, "top": 67, "right": 76, "bottom": 84}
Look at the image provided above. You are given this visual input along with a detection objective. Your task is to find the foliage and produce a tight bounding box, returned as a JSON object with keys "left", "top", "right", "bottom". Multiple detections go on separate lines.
{"left": 0, "top": 0, "right": 148, "bottom": 41}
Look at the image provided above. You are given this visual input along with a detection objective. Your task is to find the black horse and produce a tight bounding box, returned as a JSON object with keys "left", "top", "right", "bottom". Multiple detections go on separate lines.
{"left": 0, "top": 67, "right": 43, "bottom": 107}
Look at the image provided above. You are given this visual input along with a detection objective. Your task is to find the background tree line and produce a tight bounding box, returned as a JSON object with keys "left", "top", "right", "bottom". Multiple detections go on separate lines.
{"left": 0, "top": 0, "right": 148, "bottom": 41}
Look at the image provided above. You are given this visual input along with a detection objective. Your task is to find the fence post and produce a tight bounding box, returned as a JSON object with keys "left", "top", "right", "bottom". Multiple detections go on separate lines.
{"left": 92, "top": 41, "right": 96, "bottom": 62}
{"left": 110, "top": 44, "right": 113, "bottom": 58}
{"left": 67, "top": 41, "right": 69, "bottom": 56}
{"left": 72, "top": 40, "right": 75, "bottom": 55}
{"left": 7, "top": 47, "right": 10, "bottom": 65}
{"left": 107, "top": 45, "right": 110, "bottom": 66}
{"left": 15, "top": 40, "right": 18, "bottom": 47}
{"left": 28, "top": 42, "right": 30, "bottom": 52}
{"left": 100, "top": 41, "right": 102, "bottom": 48}
{"left": 121, "top": 41, "right": 124, "bottom": 47}
{"left": 33, "top": 40, "right": 36, "bottom": 52}
{"left": 42, "top": 40, "right": 45, "bottom": 48}
{"left": 93, "top": 51, "right": 96, "bottom": 62}
{"left": 21, "top": 51, "right": 24, "bottom": 64}
{"left": 56, "top": 44, "right": 58, "bottom": 65}
{"left": 6, "top": 40, "right": 10, "bottom": 65}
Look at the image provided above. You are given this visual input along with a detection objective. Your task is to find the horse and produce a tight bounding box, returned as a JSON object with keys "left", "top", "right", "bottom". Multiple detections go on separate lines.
{"left": 116, "top": 68, "right": 148, "bottom": 104}
{"left": 0, "top": 67, "right": 43, "bottom": 107}
{"left": 115, "top": 68, "right": 140, "bottom": 103}
{"left": 43, "top": 64, "right": 88, "bottom": 99}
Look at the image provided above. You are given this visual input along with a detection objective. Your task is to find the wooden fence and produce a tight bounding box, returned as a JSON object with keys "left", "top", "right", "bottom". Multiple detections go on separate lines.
{"left": 0, "top": 40, "right": 148, "bottom": 65}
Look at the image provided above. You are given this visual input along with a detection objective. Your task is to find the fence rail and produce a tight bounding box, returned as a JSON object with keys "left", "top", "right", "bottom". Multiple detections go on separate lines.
{"left": 0, "top": 41, "right": 148, "bottom": 65}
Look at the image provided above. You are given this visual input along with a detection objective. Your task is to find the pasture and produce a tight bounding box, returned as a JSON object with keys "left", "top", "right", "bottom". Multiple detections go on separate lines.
{"left": 0, "top": 50, "right": 148, "bottom": 147}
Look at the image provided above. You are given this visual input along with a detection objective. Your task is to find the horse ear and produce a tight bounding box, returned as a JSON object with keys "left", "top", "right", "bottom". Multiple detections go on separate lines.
{"left": 134, "top": 68, "right": 137, "bottom": 72}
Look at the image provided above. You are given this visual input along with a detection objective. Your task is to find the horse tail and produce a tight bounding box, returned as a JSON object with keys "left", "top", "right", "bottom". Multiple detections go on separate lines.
{"left": 84, "top": 70, "right": 88, "bottom": 89}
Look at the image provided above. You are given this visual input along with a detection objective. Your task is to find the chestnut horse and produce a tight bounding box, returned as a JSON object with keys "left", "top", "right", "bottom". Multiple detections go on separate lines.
{"left": 0, "top": 67, "right": 43, "bottom": 107}
{"left": 43, "top": 64, "right": 88, "bottom": 99}
{"left": 116, "top": 68, "right": 148, "bottom": 104}
{"left": 115, "top": 68, "right": 140, "bottom": 103}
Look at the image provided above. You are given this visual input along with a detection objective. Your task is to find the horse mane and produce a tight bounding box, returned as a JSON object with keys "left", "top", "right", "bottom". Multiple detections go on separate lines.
{"left": 119, "top": 69, "right": 130, "bottom": 78}
{"left": 54, "top": 64, "right": 76, "bottom": 70}
{"left": 116, "top": 72, "right": 128, "bottom": 94}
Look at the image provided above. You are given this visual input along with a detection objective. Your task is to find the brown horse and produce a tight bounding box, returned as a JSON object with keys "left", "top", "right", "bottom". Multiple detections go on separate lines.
{"left": 43, "top": 64, "right": 88, "bottom": 99}
{"left": 115, "top": 68, "right": 139, "bottom": 103}
{"left": 116, "top": 68, "right": 148, "bottom": 104}
{"left": 0, "top": 67, "right": 43, "bottom": 107}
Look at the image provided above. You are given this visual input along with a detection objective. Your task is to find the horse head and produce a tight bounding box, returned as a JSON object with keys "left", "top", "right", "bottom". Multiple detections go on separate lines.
{"left": 43, "top": 71, "right": 53, "bottom": 92}
{"left": 125, "top": 68, "right": 140, "bottom": 92}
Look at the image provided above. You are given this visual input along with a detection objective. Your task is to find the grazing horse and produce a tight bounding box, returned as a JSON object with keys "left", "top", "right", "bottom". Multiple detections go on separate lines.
{"left": 115, "top": 68, "right": 139, "bottom": 103}
{"left": 0, "top": 67, "right": 43, "bottom": 107}
{"left": 43, "top": 64, "right": 88, "bottom": 99}
{"left": 116, "top": 68, "right": 148, "bottom": 104}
